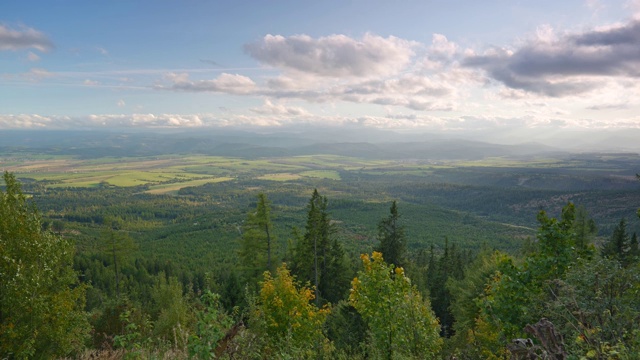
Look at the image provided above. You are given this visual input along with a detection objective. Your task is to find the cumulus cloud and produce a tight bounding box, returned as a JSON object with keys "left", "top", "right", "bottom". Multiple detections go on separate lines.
{"left": 428, "top": 34, "right": 458, "bottom": 61}
{"left": 463, "top": 19, "right": 640, "bottom": 97}
{"left": 158, "top": 72, "right": 257, "bottom": 94}
{"left": 250, "top": 99, "right": 310, "bottom": 116}
{"left": 0, "top": 24, "right": 53, "bottom": 52}
{"left": 0, "top": 114, "right": 209, "bottom": 129}
{"left": 155, "top": 67, "right": 457, "bottom": 112}
{"left": 244, "top": 33, "right": 416, "bottom": 78}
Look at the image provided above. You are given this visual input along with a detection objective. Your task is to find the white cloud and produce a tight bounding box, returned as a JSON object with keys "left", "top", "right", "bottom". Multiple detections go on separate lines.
{"left": 158, "top": 72, "right": 257, "bottom": 94}
{"left": 117, "top": 99, "right": 126, "bottom": 107}
{"left": 428, "top": 34, "right": 458, "bottom": 59}
{"left": 244, "top": 33, "right": 416, "bottom": 78}
{"left": 463, "top": 18, "right": 640, "bottom": 97}
{"left": 83, "top": 79, "right": 99, "bottom": 86}
{"left": 250, "top": 99, "right": 310, "bottom": 116}
{"left": 0, "top": 24, "right": 53, "bottom": 52}
{"left": 1, "top": 111, "right": 639, "bottom": 132}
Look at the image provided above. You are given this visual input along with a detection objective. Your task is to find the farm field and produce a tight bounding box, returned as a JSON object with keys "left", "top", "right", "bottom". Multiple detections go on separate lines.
{"left": 2, "top": 135, "right": 639, "bottom": 274}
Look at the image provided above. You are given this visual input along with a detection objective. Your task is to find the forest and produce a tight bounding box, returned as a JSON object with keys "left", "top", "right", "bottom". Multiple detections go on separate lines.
{"left": 1, "top": 131, "right": 640, "bottom": 359}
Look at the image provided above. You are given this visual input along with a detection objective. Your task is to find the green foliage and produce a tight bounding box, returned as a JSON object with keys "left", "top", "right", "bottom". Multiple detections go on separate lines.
{"left": 602, "top": 218, "right": 637, "bottom": 266}
{"left": 150, "top": 274, "right": 193, "bottom": 347}
{"left": 424, "top": 239, "right": 467, "bottom": 337}
{"left": 249, "top": 264, "right": 330, "bottom": 358}
{"left": 572, "top": 205, "right": 597, "bottom": 256}
{"left": 238, "top": 193, "right": 276, "bottom": 288}
{"left": 445, "top": 251, "right": 508, "bottom": 359}
{"left": 469, "top": 204, "right": 580, "bottom": 354}
{"left": 530, "top": 203, "right": 576, "bottom": 280}
{"left": 188, "top": 291, "right": 235, "bottom": 359}
{"left": 113, "top": 308, "right": 154, "bottom": 357}
{"left": 350, "top": 252, "right": 442, "bottom": 360}
{"left": 375, "top": 201, "right": 407, "bottom": 268}
{"left": 324, "top": 300, "right": 368, "bottom": 357}
{"left": 545, "top": 257, "right": 640, "bottom": 358}
{"left": 0, "top": 172, "right": 89, "bottom": 359}
{"left": 98, "top": 228, "right": 138, "bottom": 299}
{"left": 291, "top": 189, "right": 351, "bottom": 305}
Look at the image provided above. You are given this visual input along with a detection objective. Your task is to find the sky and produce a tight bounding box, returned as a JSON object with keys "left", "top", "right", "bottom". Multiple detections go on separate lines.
{"left": 1, "top": 0, "right": 640, "bottom": 136}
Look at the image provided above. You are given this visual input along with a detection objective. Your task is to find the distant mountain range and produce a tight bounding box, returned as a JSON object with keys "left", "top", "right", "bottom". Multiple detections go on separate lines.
{"left": 0, "top": 127, "right": 636, "bottom": 160}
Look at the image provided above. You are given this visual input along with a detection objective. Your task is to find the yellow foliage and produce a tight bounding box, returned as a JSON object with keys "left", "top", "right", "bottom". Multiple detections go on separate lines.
{"left": 253, "top": 264, "right": 329, "bottom": 353}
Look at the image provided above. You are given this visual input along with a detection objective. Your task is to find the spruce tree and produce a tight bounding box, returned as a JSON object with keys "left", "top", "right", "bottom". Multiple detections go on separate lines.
{"left": 375, "top": 201, "right": 406, "bottom": 268}
{"left": 291, "top": 189, "right": 349, "bottom": 305}
{"left": 238, "top": 193, "right": 275, "bottom": 288}
{"left": 602, "top": 218, "right": 629, "bottom": 264}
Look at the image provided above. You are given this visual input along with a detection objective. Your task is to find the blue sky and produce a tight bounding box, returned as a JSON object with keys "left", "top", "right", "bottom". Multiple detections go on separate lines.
{"left": 1, "top": 0, "right": 639, "bottom": 133}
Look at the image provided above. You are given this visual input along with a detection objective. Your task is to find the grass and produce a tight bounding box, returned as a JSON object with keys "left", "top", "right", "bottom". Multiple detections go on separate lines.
{"left": 300, "top": 170, "right": 341, "bottom": 180}
{"left": 145, "top": 177, "right": 233, "bottom": 194}
{"left": 257, "top": 173, "right": 302, "bottom": 181}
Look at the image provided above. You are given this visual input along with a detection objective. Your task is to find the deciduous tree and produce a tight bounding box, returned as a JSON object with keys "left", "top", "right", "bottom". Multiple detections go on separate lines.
{"left": 350, "top": 252, "right": 442, "bottom": 359}
{"left": 0, "top": 172, "right": 89, "bottom": 358}
{"left": 249, "top": 264, "right": 329, "bottom": 358}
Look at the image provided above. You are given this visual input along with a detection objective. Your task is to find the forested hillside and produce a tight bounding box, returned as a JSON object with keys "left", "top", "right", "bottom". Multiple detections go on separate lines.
{"left": 1, "top": 136, "right": 640, "bottom": 358}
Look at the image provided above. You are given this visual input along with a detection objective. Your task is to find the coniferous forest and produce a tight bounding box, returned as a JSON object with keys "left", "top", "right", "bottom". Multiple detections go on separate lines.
{"left": 1, "top": 134, "right": 640, "bottom": 359}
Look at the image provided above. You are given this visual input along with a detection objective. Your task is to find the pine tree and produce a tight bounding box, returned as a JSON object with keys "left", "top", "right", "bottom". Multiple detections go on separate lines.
{"left": 572, "top": 205, "right": 597, "bottom": 254}
{"left": 291, "top": 189, "right": 349, "bottom": 305}
{"left": 602, "top": 218, "right": 629, "bottom": 264}
{"left": 98, "top": 228, "right": 137, "bottom": 299}
{"left": 238, "top": 193, "right": 275, "bottom": 288}
{"left": 629, "top": 232, "right": 639, "bottom": 262}
{"left": 375, "top": 200, "right": 406, "bottom": 268}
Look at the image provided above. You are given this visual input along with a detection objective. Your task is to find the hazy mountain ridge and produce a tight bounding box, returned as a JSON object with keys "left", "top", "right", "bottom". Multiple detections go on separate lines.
{"left": 0, "top": 129, "right": 574, "bottom": 160}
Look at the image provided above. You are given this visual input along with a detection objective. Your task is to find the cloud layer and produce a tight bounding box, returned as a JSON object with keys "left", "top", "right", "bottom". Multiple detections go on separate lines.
{"left": 244, "top": 33, "right": 415, "bottom": 78}
{"left": 464, "top": 20, "right": 640, "bottom": 96}
{"left": 0, "top": 24, "right": 53, "bottom": 52}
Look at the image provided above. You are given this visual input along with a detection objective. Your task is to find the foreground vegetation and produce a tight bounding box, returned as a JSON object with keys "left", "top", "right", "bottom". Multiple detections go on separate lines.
{"left": 1, "top": 134, "right": 640, "bottom": 359}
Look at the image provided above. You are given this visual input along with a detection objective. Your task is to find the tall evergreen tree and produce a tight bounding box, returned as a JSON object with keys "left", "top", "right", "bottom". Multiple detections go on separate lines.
{"left": 426, "top": 238, "right": 466, "bottom": 337}
{"left": 572, "top": 205, "right": 597, "bottom": 254}
{"left": 238, "top": 193, "right": 275, "bottom": 287}
{"left": 629, "top": 232, "right": 639, "bottom": 261}
{"left": 375, "top": 200, "right": 406, "bottom": 268}
{"left": 98, "top": 228, "right": 137, "bottom": 299}
{"left": 291, "top": 189, "right": 349, "bottom": 305}
{"left": 602, "top": 218, "right": 629, "bottom": 263}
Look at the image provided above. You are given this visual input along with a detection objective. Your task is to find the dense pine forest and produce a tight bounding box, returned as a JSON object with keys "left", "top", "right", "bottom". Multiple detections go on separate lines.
{"left": 1, "top": 132, "right": 640, "bottom": 359}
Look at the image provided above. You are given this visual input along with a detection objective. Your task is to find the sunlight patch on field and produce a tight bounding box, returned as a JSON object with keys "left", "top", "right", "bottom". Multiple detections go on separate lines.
{"left": 300, "top": 170, "right": 341, "bottom": 180}
{"left": 451, "top": 157, "right": 563, "bottom": 168}
{"left": 257, "top": 173, "right": 302, "bottom": 181}
{"left": 282, "top": 155, "right": 389, "bottom": 169}
{"left": 32, "top": 170, "right": 216, "bottom": 188}
{"left": 145, "top": 177, "right": 233, "bottom": 194}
